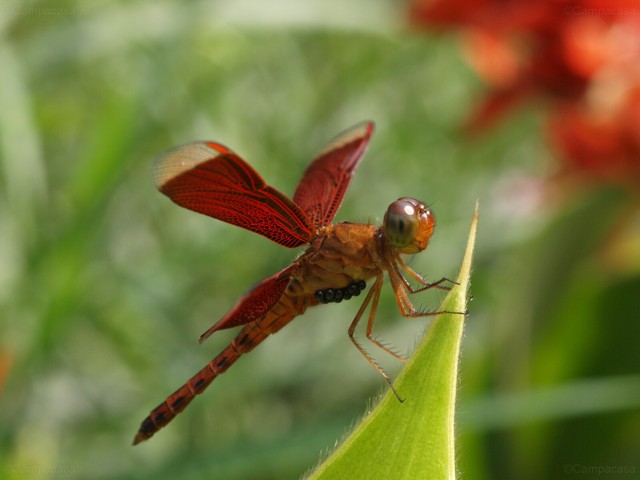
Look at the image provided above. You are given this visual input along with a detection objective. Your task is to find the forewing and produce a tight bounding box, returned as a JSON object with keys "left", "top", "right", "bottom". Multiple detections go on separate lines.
{"left": 199, "top": 266, "right": 293, "bottom": 343}
{"left": 153, "top": 142, "right": 315, "bottom": 248}
{"left": 293, "top": 122, "right": 374, "bottom": 228}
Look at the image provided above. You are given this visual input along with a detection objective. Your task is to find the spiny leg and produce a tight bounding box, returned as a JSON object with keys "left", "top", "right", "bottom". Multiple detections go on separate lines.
{"left": 348, "top": 273, "right": 404, "bottom": 402}
{"left": 364, "top": 297, "right": 408, "bottom": 365}
{"left": 388, "top": 257, "right": 466, "bottom": 318}
{"left": 396, "top": 255, "right": 458, "bottom": 294}
{"left": 362, "top": 265, "right": 455, "bottom": 364}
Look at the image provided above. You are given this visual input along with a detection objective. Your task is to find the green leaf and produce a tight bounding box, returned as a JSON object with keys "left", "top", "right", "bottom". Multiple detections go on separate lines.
{"left": 307, "top": 203, "right": 478, "bottom": 480}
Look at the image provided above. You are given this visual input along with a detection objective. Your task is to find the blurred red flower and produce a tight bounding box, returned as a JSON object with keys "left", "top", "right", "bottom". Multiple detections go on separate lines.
{"left": 410, "top": 0, "right": 640, "bottom": 185}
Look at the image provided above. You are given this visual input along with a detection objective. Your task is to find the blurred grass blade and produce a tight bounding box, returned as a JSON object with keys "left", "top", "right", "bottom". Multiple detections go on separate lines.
{"left": 308, "top": 203, "right": 478, "bottom": 480}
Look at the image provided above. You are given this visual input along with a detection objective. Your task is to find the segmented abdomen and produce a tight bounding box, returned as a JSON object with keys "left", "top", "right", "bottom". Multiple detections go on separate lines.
{"left": 133, "top": 302, "right": 300, "bottom": 444}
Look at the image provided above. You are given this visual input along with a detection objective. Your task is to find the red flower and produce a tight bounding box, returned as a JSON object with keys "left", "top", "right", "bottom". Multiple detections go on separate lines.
{"left": 550, "top": 88, "right": 640, "bottom": 184}
{"left": 410, "top": 0, "right": 640, "bottom": 184}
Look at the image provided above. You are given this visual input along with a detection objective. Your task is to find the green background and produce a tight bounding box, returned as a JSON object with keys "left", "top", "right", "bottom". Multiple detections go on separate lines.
{"left": 1, "top": 1, "right": 639, "bottom": 479}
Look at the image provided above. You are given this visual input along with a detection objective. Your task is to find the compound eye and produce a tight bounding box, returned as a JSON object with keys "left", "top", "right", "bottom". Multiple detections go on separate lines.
{"left": 383, "top": 198, "right": 420, "bottom": 249}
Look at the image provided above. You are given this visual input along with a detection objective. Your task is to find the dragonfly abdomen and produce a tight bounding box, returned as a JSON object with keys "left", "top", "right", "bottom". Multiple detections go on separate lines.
{"left": 133, "top": 342, "right": 244, "bottom": 444}
{"left": 133, "top": 307, "right": 299, "bottom": 445}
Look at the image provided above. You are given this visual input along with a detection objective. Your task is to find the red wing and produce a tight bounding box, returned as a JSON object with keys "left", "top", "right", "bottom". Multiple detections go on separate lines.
{"left": 198, "top": 266, "right": 293, "bottom": 343}
{"left": 293, "top": 122, "right": 374, "bottom": 228}
{"left": 153, "top": 142, "right": 316, "bottom": 248}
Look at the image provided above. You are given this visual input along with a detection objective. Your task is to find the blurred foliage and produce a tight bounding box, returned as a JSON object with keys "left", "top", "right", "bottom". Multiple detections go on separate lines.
{"left": 0, "top": 1, "right": 639, "bottom": 479}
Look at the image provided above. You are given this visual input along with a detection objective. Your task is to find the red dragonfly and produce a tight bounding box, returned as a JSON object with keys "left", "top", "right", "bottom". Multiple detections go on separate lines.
{"left": 134, "top": 122, "right": 453, "bottom": 444}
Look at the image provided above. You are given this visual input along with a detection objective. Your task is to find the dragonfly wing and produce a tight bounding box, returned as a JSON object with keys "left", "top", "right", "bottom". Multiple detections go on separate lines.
{"left": 199, "top": 265, "right": 294, "bottom": 343}
{"left": 293, "top": 122, "right": 374, "bottom": 228}
{"left": 154, "top": 142, "right": 316, "bottom": 248}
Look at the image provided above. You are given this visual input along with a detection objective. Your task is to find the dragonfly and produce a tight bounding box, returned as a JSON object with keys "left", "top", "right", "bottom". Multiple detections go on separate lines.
{"left": 133, "top": 121, "right": 455, "bottom": 445}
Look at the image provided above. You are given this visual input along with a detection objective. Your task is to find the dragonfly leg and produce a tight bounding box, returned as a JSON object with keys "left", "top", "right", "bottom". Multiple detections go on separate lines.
{"left": 396, "top": 256, "right": 458, "bottom": 293}
{"left": 361, "top": 264, "right": 461, "bottom": 368}
{"left": 348, "top": 273, "right": 404, "bottom": 402}
{"left": 364, "top": 302, "right": 408, "bottom": 365}
{"left": 388, "top": 258, "right": 467, "bottom": 317}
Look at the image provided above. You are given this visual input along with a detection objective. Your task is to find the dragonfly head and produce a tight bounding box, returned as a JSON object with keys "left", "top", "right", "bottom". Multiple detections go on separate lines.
{"left": 383, "top": 197, "right": 435, "bottom": 254}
